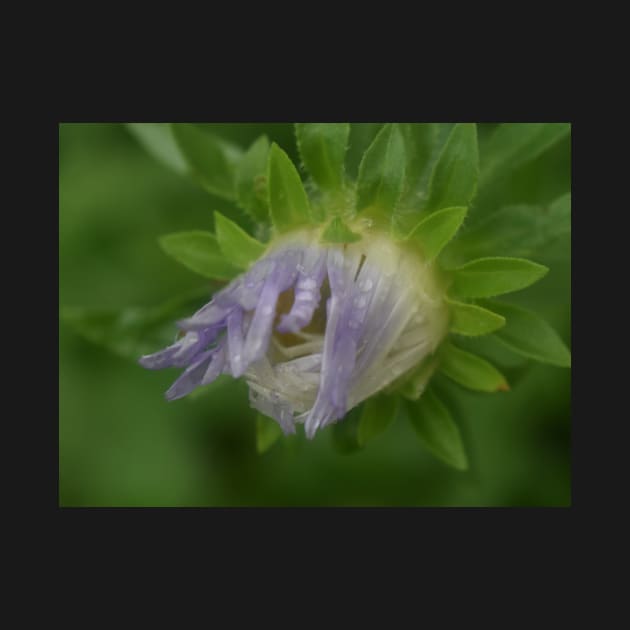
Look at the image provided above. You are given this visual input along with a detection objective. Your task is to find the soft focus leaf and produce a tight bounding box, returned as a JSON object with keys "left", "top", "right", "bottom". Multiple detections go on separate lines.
{"left": 405, "top": 388, "right": 468, "bottom": 470}
{"left": 320, "top": 217, "right": 362, "bottom": 244}
{"left": 126, "top": 123, "right": 188, "bottom": 174}
{"left": 357, "top": 395, "right": 399, "bottom": 446}
{"left": 214, "top": 211, "right": 266, "bottom": 269}
{"left": 235, "top": 135, "right": 270, "bottom": 223}
{"left": 256, "top": 414, "right": 283, "bottom": 454}
{"left": 172, "top": 123, "right": 242, "bottom": 200}
{"left": 481, "top": 300, "right": 571, "bottom": 367}
{"left": 424, "top": 123, "right": 479, "bottom": 213}
{"left": 331, "top": 405, "right": 363, "bottom": 454}
{"left": 159, "top": 231, "right": 241, "bottom": 280}
{"left": 60, "top": 287, "right": 211, "bottom": 361}
{"left": 445, "top": 194, "right": 571, "bottom": 264}
{"left": 439, "top": 342, "right": 509, "bottom": 392}
{"left": 449, "top": 257, "right": 548, "bottom": 298}
{"left": 295, "top": 123, "right": 349, "bottom": 192}
{"left": 480, "top": 123, "right": 570, "bottom": 185}
{"left": 356, "top": 123, "right": 405, "bottom": 216}
{"left": 447, "top": 298, "right": 506, "bottom": 336}
{"left": 406, "top": 206, "right": 468, "bottom": 261}
{"left": 267, "top": 143, "right": 312, "bottom": 232}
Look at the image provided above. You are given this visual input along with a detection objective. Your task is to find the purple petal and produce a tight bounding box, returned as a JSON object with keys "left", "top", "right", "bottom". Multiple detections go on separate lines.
{"left": 165, "top": 349, "right": 216, "bottom": 401}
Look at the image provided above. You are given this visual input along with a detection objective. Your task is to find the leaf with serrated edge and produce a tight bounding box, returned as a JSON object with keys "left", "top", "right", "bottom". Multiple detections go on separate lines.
{"left": 406, "top": 206, "right": 468, "bottom": 261}
{"left": 267, "top": 143, "right": 312, "bottom": 232}
{"left": 406, "top": 388, "right": 468, "bottom": 470}
{"left": 439, "top": 342, "right": 509, "bottom": 392}
{"left": 159, "top": 231, "right": 240, "bottom": 280}
{"left": 356, "top": 123, "right": 405, "bottom": 216}
{"left": 214, "top": 211, "right": 266, "bottom": 270}
{"left": 357, "top": 395, "right": 399, "bottom": 446}
{"left": 295, "top": 123, "right": 349, "bottom": 193}
{"left": 447, "top": 298, "right": 505, "bottom": 336}
{"left": 481, "top": 300, "right": 571, "bottom": 367}
{"left": 256, "top": 414, "right": 283, "bottom": 454}
{"left": 424, "top": 123, "right": 479, "bottom": 214}
{"left": 449, "top": 257, "right": 548, "bottom": 298}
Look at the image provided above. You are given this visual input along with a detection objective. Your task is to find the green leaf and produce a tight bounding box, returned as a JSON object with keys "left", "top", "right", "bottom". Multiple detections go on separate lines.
{"left": 346, "top": 123, "right": 384, "bottom": 179}
{"left": 320, "top": 216, "right": 362, "bottom": 244}
{"left": 267, "top": 143, "right": 312, "bottom": 232}
{"left": 356, "top": 123, "right": 405, "bottom": 216}
{"left": 171, "top": 123, "right": 242, "bottom": 200}
{"left": 214, "top": 211, "right": 266, "bottom": 270}
{"left": 439, "top": 342, "right": 509, "bottom": 392}
{"left": 331, "top": 406, "right": 363, "bottom": 454}
{"left": 480, "top": 123, "right": 571, "bottom": 185}
{"left": 159, "top": 231, "right": 241, "bottom": 280}
{"left": 295, "top": 123, "right": 349, "bottom": 192}
{"left": 396, "top": 356, "right": 439, "bottom": 400}
{"left": 447, "top": 298, "right": 506, "bottom": 336}
{"left": 424, "top": 123, "right": 479, "bottom": 214}
{"left": 449, "top": 257, "right": 548, "bottom": 298}
{"left": 256, "top": 414, "right": 283, "bottom": 454}
{"left": 405, "top": 388, "right": 468, "bottom": 470}
{"left": 357, "top": 395, "right": 399, "bottom": 447}
{"left": 446, "top": 194, "right": 571, "bottom": 264}
{"left": 481, "top": 300, "right": 571, "bottom": 367}
{"left": 234, "top": 135, "right": 270, "bottom": 223}
{"left": 406, "top": 206, "right": 468, "bottom": 261}
{"left": 60, "top": 287, "right": 211, "bottom": 361}
{"left": 399, "top": 123, "right": 438, "bottom": 204}
{"left": 126, "top": 123, "right": 188, "bottom": 174}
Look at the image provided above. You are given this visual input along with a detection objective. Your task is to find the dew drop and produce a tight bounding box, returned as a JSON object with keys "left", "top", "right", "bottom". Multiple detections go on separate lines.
{"left": 262, "top": 305, "right": 273, "bottom": 316}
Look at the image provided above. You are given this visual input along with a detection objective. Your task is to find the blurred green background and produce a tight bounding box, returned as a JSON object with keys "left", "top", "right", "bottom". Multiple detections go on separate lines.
{"left": 59, "top": 123, "right": 571, "bottom": 506}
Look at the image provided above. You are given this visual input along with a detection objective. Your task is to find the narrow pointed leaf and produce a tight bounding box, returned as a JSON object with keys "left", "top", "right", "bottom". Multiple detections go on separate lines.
{"left": 60, "top": 287, "right": 211, "bottom": 361}
{"left": 126, "top": 123, "right": 188, "bottom": 174}
{"left": 256, "top": 414, "right": 283, "bottom": 454}
{"left": 480, "top": 123, "right": 571, "bottom": 184}
{"left": 346, "top": 123, "right": 384, "bottom": 179}
{"left": 235, "top": 135, "right": 270, "bottom": 223}
{"left": 320, "top": 217, "right": 362, "bottom": 244}
{"left": 407, "top": 206, "right": 468, "bottom": 261}
{"left": 159, "top": 231, "right": 240, "bottom": 280}
{"left": 449, "top": 257, "right": 548, "bottom": 298}
{"left": 267, "top": 143, "right": 312, "bottom": 232}
{"left": 439, "top": 342, "right": 509, "bottom": 392}
{"left": 405, "top": 388, "right": 468, "bottom": 470}
{"left": 397, "top": 356, "right": 439, "bottom": 400}
{"left": 295, "top": 123, "right": 349, "bottom": 192}
{"left": 424, "top": 123, "right": 479, "bottom": 214}
{"left": 447, "top": 298, "right": 506, "bottom": 336}
{"left": 356, "top": 123, "right": 405, "bottom": 215}
{"left": 481, "top": 300, "right": 571, "bottom": 367}
{"left": 399, "top": 123, "right": 438, "bottom": 203}
{"left": 214, "top": 211, "right": 266, "bottom": 270}
{"left": 357, "top": 394, "right": 399, "bottom": 447}
{"left": 171, "top": 124, "right": 243, "bottom": 200}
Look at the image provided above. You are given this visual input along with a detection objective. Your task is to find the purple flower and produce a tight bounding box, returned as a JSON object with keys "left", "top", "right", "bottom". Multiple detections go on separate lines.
{"left": 139, "top": 232, "right": 449, "bottom": 438}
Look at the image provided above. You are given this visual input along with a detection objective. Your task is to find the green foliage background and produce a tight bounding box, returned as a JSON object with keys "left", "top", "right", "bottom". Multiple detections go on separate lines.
{"left": 59, "top": 123, "right": 570, "bottom": 506}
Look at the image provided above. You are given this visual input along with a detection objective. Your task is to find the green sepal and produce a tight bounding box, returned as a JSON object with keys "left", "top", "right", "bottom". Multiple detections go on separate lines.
{"left": 171, "top": 124, "right": 242, "bottom": 200}
{"left": 424, "top": 123, "right": 479, "bottom": 214}
{"left": 356, "top": 123, "right": 405, "bottom": 217}
{"left": 295, "top": 123, "right": 349, "bottom": 193}
{"left": 126, "top": 123, "right": 188, "bottom": 174}
{"left": 446, "top": 298, "right": 506, "bottom": 336}
{"left": 396, "top": 356, "right": 439, "bottom": 400}
{"left": 235, "top": 135, "right": 270, "bottom": 223}
{"left": 438, "top": 341, "right": 509, "bottom": 392}
{"left": 357, "top": 394, "right": 399, "bottom": 447}
{"left": 320, "top": 216, "right": 362, "bottom": 244}
{"left": 405, "top": 206, "right": 468, "bottom": 261}
{"left": 256, "top": 414, "right": 283, "bottom": 454}
{"left": 267, "top": 142, "right": 312, "bottom": 232}
{"left": 449, "top": 257, "right": 548, "bottom": 298}
{"left": 480, "top": 300, "right": 571, "bottom": 367}
{"left": 159, "top": 231, "right": 241, "bottom": 280}
{"left": 404, "top": 387, "right": 468, "bottom": 470}
{"left": 214, "top": 211, "right": 266, "bottom": 270}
